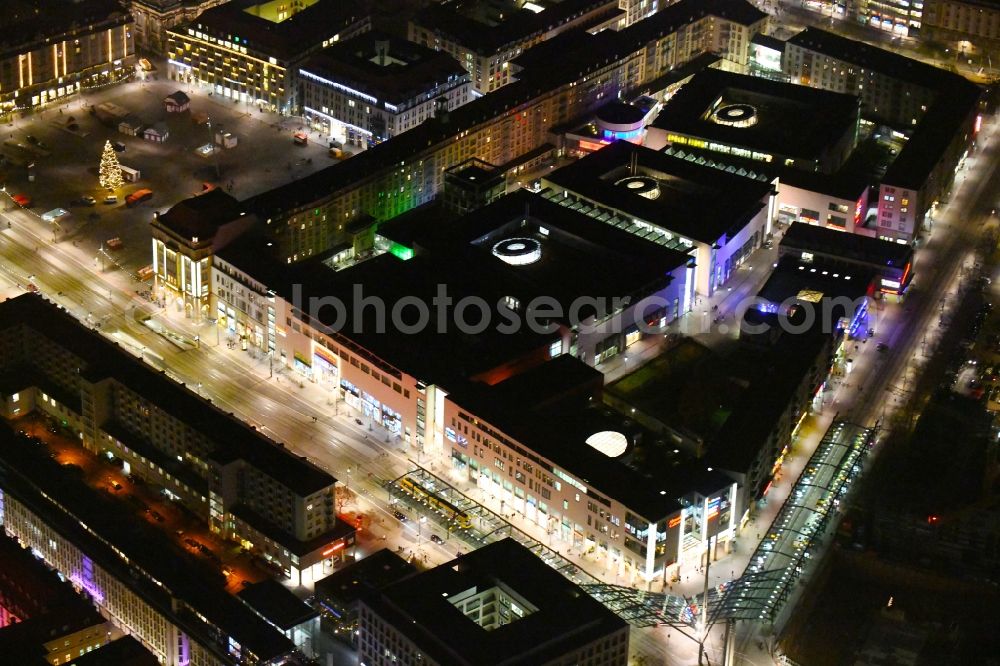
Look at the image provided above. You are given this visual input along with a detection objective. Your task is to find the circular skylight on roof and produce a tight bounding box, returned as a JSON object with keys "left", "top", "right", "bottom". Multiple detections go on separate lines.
{"left": 586, "top": 431, "right": 628, "bottom": 457}
{"left": 614, "top": 176, "right": 660, "bottom": 200}
{"left": 492, "top": 237, "right": 542, "bottom": 266}
{"left": 712, "top": 103, "right": 758, "bottom": 128}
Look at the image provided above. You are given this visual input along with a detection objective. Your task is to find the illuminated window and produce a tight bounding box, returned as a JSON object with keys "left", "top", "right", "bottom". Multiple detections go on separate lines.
{"left": 11, "top": 393, "right": 18, "bottom": 403}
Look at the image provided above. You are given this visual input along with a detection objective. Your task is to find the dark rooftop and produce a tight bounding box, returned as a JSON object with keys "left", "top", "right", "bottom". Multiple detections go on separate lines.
{"left": 0, "top": 0, "right": 130, "bottom": 59}
{"left": 652, "top": 68, "right": 861, "bottom": 164}
{"left": 238, "top": 579, "right": 319, "bottom": 631}
{"left": 883, "top": 81, "right": 981, "bottom": 190}
{"left": 300, "top": 32, "right": 468, "bottom": 106}
{"left": 597, "top": 101, "right": 647, "bottom": 126}
{"left": 165, "top": 90, "right": 190, "bottom": 104}
{"left": 64, "top": 636, "right": 160, "bottom": 666}
{"left": 0, "top": 294, "right": 335, "bottom": 498}
{"left": 179, "top": 0, "right": 368, "bottom": 62}
{"left": 756, "top": 254, "right": 874, "bottom": 308}
{"left": 314, "top": 548, "right": 416, "bottom": 606}
{"left": 380, "top": 190, "right": 693, "bottom": 309}
{"left": 0, "top": 534, "right": 106, "bottom": 666}
{"left": 218, "top": 230, "right": 561, "bottom": 389}
{"left": 448, "top": 355, "right": 734, "bottom": 519}
{"left": 785, "top": 28, "right": 982, "bottom": 190}
{"left": 362, "top": 538, "right": 628, "bottom": 666}
{"left": 413, "top": 0, "right": 615, "bottom": 55}
{"left": 780, "top": 221, "right": 913, "bottom": 269}
{"left": 543, "top": 140, "right": 771, "bottom": 244}
{"left": 242, "top": 0, "right": 765, "bottom": 222}
{"left": 709, "top": 319, "right": 830, "bottom": 474}
{"left": 229, "top": 503, "right": 356, "bottom": 558}
{"left": 154, "top": 189, "right": 244, "bottom": 242}
{"left": 660, "top": 142, "right": 870, "bottom": 201}
{"left": 751, "top": 32, "right": 786, "bottom": 52}
{"left": 0, "top": 422, "right": 295, "bottom": 663}
{"left": 786, "top": 27, "right": 959, "bottom": 90}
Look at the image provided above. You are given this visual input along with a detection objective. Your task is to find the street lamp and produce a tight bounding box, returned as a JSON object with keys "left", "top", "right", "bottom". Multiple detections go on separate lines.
{"left": 206, "top": 117, "right": 221, "bottom": 180}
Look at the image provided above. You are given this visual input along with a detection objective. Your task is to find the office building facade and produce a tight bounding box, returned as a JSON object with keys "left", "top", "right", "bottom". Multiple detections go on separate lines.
{"left": 299, "top": 33, "right": 472, "bottom": 147}
{"left": 165, "top": 0, "right": 370, "bottom": 113}
{"left": 0, "top": 0, "right": 135, "bottom": 116}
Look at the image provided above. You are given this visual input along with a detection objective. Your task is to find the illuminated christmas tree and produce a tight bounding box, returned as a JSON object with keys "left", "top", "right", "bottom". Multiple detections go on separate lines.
{"left": 99, "top": 140, "right": 123, "bottom": 191}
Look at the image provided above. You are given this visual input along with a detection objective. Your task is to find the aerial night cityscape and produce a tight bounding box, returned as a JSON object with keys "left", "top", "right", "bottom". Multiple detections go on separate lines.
{"left": 0, "top": 0, "right": 999, "bottom": 664}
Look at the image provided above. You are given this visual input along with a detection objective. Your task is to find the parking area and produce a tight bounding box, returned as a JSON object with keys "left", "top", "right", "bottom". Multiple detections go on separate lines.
{"left": 14, "top": 413, "right": 269, "bottom": 594}
{"left": 1, "top": 73, "right": 336, "bottom": 274}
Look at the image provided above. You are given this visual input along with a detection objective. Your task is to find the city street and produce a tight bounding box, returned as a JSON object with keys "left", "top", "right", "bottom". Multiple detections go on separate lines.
{"left": 1, "top": 49, "right": 999, "bottom": 666}
{"left": 762, "top": 0, "right": 998, "bottom": 83}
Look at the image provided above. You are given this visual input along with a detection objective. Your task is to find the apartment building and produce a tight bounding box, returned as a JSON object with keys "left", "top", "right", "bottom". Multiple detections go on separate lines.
{"left": 165, "top": 0, "right": 370, "bottom": 113}
{"left": 128, "top": 0, "right": 228, "bottom": 55}
{"left": 299, "top": 33, "right": 472, "bottom": 147}
{"left": 783, "top": 27, "right": 981, "bottom": 242}
{"left": 241, "top": 0, "right": 767, "bottom": 261}
{"left": 0, "top": 295, "right": 353, "bottom": 586}
{"left": 0, "top": 534, "right": 119, "bottom": 666}
{"left": 0, "top": 424, "right": 298, "bottom": 665}
{"left": 0, "top": 0, "right": 135, "bottom": 115}
{"left": 358, "top": 539, "right": 630, "bottom": 666}
{"left": 783, "top": 27, "right": 938, "bottom": 128}
{"left": 924, "top": 0, "right": 1000, "bottom": 47}
{"left": 408, "top": 0, "right": 627, "bottom": 95}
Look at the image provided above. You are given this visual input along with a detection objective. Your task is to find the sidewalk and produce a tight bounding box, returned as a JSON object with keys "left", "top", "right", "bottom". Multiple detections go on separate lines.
{"left": 597, "top": 243, "right": 779, "bottom": 382}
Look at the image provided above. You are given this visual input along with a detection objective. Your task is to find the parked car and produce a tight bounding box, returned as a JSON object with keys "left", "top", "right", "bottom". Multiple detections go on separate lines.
{"left": 26, "top": 135, "right": 38, "bottom": 145}
{"left": 393, "top": 510, "right": 408, "bottom": 522}
{"left": 125, "top": 188, "right": 153, "bottom": 208}
{"left": 103, "top": 194, "right": 118, "bottom": 205}
{"left": 876, "top": 342, "right": 889, "bottom": 352}
{"left": 112, "top": 141, "right": 126, "bottom": 152}
{"left": 12, "top": 194, "right": 31, "bottom": 207}
{"left": 430, "top": 534, "right": 443, "bottom": 544}
{"left": 76, "top": 195, "right": 96, "bottom": 206}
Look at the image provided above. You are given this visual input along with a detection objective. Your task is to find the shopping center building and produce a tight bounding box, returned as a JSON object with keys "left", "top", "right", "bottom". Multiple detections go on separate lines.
{"left": 539, "top": 140, "right": 773, "bottom": 296}
{"left": 647, "top": 67, "right": 861, "bottom": 174}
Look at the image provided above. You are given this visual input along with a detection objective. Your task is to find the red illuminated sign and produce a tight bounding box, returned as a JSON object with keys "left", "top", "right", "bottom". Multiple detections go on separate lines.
{"left": 322, "top": 542, "right": 345, "bottom": 557}
{"left": 668, "top": 516, "right": 681, "bottom": 529}
{"left": 578, "top": 140, "right": 610, "bottom": 153}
